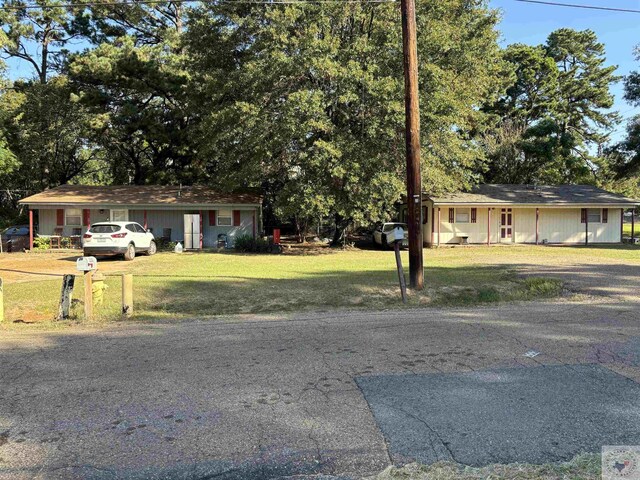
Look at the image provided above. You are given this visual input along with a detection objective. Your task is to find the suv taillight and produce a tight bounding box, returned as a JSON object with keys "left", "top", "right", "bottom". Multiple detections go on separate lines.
{"left": 111, "top": 232, "right": 127, "bottom": 238}
{"left": 83, "top": 233, "right": 92, "bottom": 239}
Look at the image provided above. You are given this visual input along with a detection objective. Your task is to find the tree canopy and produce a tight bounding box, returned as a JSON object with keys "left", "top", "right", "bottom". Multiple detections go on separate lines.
{"left": 0, "top": 0, "right": 636, "bottom": 233}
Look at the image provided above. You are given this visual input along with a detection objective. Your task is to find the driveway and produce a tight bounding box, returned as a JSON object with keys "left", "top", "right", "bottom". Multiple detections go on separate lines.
{"left": 2, "top": 286, "right": 640, "bottom": 479}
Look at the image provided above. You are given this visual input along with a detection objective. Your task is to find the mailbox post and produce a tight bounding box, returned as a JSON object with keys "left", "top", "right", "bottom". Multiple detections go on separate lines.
{"left": 392, "top": 227, "right": 408, "bottom": 304}
{"left": 76, "top": 256, "right": 98, "bottom": 320}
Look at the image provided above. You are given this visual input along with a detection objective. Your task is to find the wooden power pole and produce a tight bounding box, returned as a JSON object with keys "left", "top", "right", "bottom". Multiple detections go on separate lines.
{"left": 400, "top": 0, "right": 424, "bottom": 289}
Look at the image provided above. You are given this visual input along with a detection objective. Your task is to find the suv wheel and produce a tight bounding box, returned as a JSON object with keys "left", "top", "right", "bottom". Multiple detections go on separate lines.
{"left": 124, "top": 243, "right": 136, "bottom": 261}
{"left": 147, "top": 241, "right": 157, "bottom": 256}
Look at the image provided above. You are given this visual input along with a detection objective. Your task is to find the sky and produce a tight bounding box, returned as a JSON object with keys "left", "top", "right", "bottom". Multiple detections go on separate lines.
{"left": 490, "top": 0, "right": 640, "bottom": 141}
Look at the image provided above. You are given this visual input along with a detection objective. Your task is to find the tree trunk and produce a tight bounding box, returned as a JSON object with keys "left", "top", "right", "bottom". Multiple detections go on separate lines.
{"left": 330, "top": 214, "right": 351, "bottom": 247}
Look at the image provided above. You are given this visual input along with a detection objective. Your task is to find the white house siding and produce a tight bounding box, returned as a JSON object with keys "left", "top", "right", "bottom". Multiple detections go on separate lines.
{"left": 432, "top": 205, "right": 497, "bottom": 245}
{"left": 513, "top": 208, "right": 536, "bottom": 244}
{"left": 422, "top": 205, "right": 623, "bottom": 246}
{"left": 537, "top": 207, "right": 622, "bottom": 244}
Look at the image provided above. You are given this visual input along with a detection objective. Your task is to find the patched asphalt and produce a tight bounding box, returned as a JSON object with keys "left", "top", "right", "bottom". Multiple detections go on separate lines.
{"left": 356, "top": 364, "right": 640, "bottom": 466}
{"left": 2, "top": 263, "right": 640, "bottom": 479}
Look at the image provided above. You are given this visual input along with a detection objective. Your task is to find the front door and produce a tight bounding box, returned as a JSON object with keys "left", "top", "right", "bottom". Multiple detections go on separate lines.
{"left": 500, "top": 208, "right": 513, "bottom": 243}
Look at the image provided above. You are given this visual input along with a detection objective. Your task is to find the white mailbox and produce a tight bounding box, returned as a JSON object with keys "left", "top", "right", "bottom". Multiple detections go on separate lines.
{"left": 392, "top": 226, "right": 405, "bottom": 242}
{"left": 76, "top": 256, "right": 98, "bottom": 272}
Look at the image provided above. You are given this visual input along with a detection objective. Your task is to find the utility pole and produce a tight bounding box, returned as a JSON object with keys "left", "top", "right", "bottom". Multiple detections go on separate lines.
{"left": 400, "top": 0, "right": 423, "bottom": 289}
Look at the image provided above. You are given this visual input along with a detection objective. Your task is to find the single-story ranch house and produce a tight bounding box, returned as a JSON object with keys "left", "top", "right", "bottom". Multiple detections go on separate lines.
{"left": 19, "top": 185, "right": 262, "bottom": 250}
{"left": 401, "top": 184, "right": 639, "bottom": 246}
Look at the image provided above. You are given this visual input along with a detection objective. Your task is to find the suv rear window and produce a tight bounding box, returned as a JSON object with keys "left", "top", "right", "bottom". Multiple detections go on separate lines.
{"left": 91, "top": 225, "right": 120, "bottom": 233}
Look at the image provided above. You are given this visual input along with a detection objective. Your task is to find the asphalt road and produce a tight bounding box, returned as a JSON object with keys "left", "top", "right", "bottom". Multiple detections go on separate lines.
{"left": 1, "top": 263, "right": 640, "bottom": 479}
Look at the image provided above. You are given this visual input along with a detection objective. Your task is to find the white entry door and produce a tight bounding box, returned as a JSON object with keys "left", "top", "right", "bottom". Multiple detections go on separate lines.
{"left": 500, "top": 208, "right": 513, "bottom": 243}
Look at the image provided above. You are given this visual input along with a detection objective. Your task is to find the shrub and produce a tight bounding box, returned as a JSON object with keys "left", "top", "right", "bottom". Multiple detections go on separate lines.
{"left": 155, "top": 238, "right": 177, "bottom": 252}
{"left": 33, "top": 236, "right": 50, "bottom": 250}
{"left": 234, "top": 234, "right": 270, "bottom": 253}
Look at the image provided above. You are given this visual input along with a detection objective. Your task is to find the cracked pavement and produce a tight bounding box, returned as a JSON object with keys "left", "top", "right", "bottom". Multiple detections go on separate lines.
{"left": 1, "top": 261, "right": 640, "bottom": 478}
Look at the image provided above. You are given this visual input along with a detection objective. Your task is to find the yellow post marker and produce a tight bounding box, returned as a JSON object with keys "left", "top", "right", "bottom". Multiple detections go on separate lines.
{"left": 122, "top": 274, "right": 133, "bottom": 318}
{"left": 84, "top": 271, "right": 93, "bottom": 321}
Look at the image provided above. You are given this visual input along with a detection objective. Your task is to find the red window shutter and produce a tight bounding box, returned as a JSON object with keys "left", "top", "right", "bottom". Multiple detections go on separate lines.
{"left": 602, "top": 208, "right": 608, "bottom": 223}
{"left": 82, "top": 209, "right": 90, "bottom": 226}
{"left": 233, "top": 210, "right": 241, "bottom": 226}
{"left": 580, "top": 208, "right": 587, "bottom": 224}
{"left": 56, "top": 209, "right": 64, "bottom": 226}
{"left": 471, "top": 208, "right": 477, "bottom": 224}
{"left": 209, "top": 210, "right": 216, "bottom": 226}
{"left": 448, "top": 208, "right": 454, "bottom": 223}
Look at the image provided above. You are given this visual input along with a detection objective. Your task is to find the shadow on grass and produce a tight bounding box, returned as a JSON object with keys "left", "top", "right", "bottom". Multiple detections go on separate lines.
{"left": 131, "top": 265, "right": 563, "bottom": 319}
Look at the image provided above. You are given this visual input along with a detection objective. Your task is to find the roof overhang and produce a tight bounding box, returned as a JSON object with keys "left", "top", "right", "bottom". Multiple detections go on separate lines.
{"left": 20, "top": 202, "right": 262, "bottom": 209}
{"left": 429, "top": 202, "right": 639, "bottom": 208}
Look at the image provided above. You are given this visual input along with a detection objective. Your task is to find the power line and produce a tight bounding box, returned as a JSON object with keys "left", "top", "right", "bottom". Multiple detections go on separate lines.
{"left": 0, "top": 0, "right": 396, "bottom": 10}
{"left": 514, "top": 0, "right": 640, "bottom": 14}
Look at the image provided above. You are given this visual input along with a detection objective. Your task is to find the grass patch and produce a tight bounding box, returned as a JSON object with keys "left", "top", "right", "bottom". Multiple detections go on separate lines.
{"left": 4, "top": 243, "right": 637, "bottom": 326}
{"left": 369, "top": 453, "right": 601, "bottom": 480}
{"left": 431, "top": 277, "right": 563, "bottom": 307}
{"left": 623, "top": 223, "right": 637, "bottom": 237}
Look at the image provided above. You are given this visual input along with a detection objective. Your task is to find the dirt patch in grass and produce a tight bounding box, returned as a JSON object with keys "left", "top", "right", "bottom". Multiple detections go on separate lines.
{"left": 368, "top": 453, "right": 600, "bottom": 480}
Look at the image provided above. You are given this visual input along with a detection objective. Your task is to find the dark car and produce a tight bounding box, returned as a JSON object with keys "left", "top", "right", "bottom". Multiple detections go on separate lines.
{"left": 1, "top": 225, "right": 30, "bottom": 252}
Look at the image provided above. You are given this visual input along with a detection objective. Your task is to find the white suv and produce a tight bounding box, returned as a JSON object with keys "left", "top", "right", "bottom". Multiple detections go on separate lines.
{"left": 83, "top": 222, "right": 156, "bottom": 261}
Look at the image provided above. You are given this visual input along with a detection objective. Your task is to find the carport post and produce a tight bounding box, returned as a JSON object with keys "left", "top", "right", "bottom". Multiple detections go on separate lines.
{"left": 633, "top": 210, "right": 636, "bottom": 242}
{"left": 199, "top": 210, "right": 203, "bottom": 249}
{"left": 28, "top": 209, "right": 34, "bottom": 251}
{"left": 437, "top": 208, "right": 441, "bottom": 247}
{"left": 487, "top": 208, "right": 491, "bottom": 246}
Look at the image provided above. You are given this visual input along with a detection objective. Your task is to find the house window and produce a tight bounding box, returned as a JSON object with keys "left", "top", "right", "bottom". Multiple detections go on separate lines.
{"left": 65, "top": 208, "right": 82, "bottom": 226}
{"left": 587, "top": 208, "right": 601, "bottom": 223}
{"left": 218, "top": 209, "right": 232, "bottom": 226}
{"left": 455, "top": 208, "right": 471, "bottom": 223}
{"left": 111, "top": 209, "right": 128, "bottom": 222}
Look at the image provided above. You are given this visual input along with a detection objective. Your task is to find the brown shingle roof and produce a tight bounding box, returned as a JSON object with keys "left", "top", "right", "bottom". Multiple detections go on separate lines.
{"left": 19, "top": 185, "right": 262, "bottom": 207}
{"left": 429, "top": 184, "right": 639, "bottom": 206}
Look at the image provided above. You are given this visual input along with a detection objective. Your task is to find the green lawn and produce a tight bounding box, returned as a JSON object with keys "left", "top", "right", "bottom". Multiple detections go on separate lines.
{"left": 3, "top": 244, "right": 639, "bottom": 326}
{"left": 623, "top": 223, "right": 637, "bottom": 237}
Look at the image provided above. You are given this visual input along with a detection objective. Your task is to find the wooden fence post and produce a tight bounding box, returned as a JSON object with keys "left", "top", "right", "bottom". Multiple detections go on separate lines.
{"left": 58, "top": 274, "right": 75, "bottom": 320}
{"left": 0, "top": 278, "right": 4, "bottom": 323}
{"left": 122, "top": 274, "right": 133, "bottom": 317}
{"left": 84, "top": 272, "right": 93, "bottom": 321}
